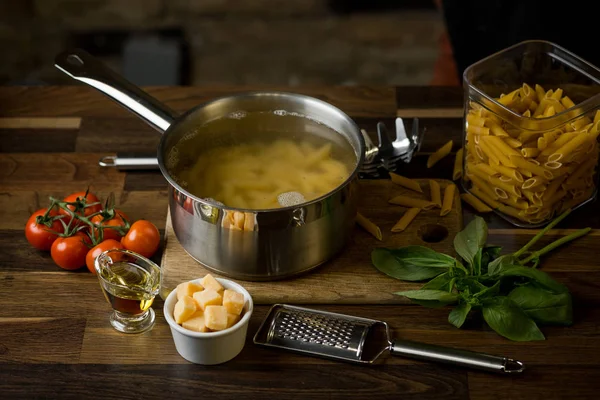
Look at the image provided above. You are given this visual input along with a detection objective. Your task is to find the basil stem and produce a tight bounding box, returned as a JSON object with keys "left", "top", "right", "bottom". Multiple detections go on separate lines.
{"left": 521, "top": 227, "right": 591, "bottom": 265}
{"left": 513, "top": 208, "right": 572, "bottom": 259}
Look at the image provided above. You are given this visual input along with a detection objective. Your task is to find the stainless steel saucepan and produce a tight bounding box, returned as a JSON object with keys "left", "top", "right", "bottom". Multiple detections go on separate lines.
{"left": 55, "top": 49, "right": 365, "bottom": 281}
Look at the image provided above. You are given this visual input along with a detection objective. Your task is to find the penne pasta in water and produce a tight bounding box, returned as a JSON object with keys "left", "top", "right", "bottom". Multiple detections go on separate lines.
{"left": 462, "top": 82, "right": 598, "bottom": 224}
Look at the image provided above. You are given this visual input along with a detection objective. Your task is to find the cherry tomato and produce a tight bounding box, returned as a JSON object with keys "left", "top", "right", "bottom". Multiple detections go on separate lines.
{"left": 91, "top": 209, "right": 129, "bottom": 241}
{"left": 121, "top": 220, "right": 160, "bottom": 258}
{"left": 50, "top": 232, "right": 91, "bottom": 270}
{"left": 59, "top": 191, "right": 103, "bottom": 224}
{"left": 25, "top": 208, "right": 64, "bottom": 251}
{"left": 85, "top": 239, "right": 124, "bottom": 274}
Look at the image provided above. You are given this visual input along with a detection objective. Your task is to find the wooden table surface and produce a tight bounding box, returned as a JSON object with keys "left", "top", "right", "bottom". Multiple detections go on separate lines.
{"left": 1, "top": 85, "right": 599, "bottom": 399}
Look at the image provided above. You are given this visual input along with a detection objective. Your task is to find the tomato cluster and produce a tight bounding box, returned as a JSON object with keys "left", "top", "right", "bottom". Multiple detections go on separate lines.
{"left": 25, "top": 190, "right": 160, "bottom": 273}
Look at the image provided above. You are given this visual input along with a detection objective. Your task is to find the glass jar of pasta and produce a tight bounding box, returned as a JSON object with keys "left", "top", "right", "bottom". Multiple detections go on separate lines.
{"left": 461, "top": 40, "right": 600, "bottom": 227}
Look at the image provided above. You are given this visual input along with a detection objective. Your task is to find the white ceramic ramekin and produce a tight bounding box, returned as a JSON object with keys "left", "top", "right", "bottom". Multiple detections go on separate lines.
{"left": 163, "top": 277, "right": 253, "bottom": 365}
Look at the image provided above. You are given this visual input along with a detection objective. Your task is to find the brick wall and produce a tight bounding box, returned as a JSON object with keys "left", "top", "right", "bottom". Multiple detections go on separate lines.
{"left": 0, "top": 0, "right": 444, "bottom": 86}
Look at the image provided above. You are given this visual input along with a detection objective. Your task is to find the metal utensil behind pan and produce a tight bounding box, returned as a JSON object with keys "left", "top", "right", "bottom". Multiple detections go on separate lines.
{"left": 253, "top": 304, "right": 525, "bottom": 374}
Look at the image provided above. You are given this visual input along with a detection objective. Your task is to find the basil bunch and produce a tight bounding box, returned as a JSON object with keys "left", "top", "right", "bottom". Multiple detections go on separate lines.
{"left": 371, "top": 209, "right": 590, "bottom": 341}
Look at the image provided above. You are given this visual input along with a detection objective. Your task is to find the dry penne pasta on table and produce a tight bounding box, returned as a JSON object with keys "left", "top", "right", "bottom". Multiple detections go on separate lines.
{"left": 356, "top": 212, "right": 383, "bottom": 241}
{"left": 391, "top": 208, "right": 421, "bottom": 232}
{"left": 463, "top": 81, "right": 599, "bottom": 225}
{"left": 427, "top": 140, "right": 453, "bottom": 168}
{"left": 389, "top": 172, "right": 422, "bottom": 193}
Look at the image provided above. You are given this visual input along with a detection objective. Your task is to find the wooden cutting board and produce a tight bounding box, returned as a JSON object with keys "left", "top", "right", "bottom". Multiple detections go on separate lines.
{"left": 159, "top": 178, "right": 463, "bottom": 304}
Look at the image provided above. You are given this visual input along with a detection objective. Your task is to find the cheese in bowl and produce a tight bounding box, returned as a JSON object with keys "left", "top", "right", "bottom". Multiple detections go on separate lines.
{"left": 173, "top": 274, "right": 246, "bottom": 332}
{"left": 164, "top": 274, "right": 253, "bottom": 365}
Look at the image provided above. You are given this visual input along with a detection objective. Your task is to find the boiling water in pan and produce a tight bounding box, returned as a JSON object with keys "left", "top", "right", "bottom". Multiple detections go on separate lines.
{"left": 167, "top": 111, "right": 357, "bottom": 210}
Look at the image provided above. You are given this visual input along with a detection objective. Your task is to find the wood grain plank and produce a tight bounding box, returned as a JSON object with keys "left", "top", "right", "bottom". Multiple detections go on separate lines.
{"left": 0, "top": 117, "right": 81, "bottom": 129}
{"left": 396, "top": 86, "right": 463, "bottom": 109}
{"left": 468, "top": 367, "right": 600, "bottom": 400}
{"left": 160, "top": 179, "right": 462, "bottom": 304}
{"left": 0, "top": 362, "right": 468, "bottom": 400}
{"left": 397, "top": 109, "right": 464, "bottom": 118}
{"left": 0, "top": 86, "right": 397, "bottom": 119}
{"left": 79, "top": 304, "right": 600, "bottom": 367}
{"left": 0, "top": 190, "right": 169, "bottom": 230}
{"left": 76, "top": 117, "right": 160, "bottom": 153}
{"left": 123, "top": 171, "right": 168, "bottom": 191}
{"left": 0, "top": 317, "right": 85, "bottom": 363}
{"left": 0, "top": 129, "right": 78, "bottom": 153}
{"left": 0, "top": 153, "right": 125, "bottom": 192}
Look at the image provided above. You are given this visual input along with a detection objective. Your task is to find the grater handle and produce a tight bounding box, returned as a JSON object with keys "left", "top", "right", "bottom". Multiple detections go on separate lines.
{"left": 390, "top": 340, "right": 525, "bottom": 374}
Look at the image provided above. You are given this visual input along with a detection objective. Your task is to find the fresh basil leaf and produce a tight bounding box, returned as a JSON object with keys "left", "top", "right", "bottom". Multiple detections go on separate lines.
{"left": 453, "top": 216, "right": 488, "bottom": 268}
{"left": 482, "top": 297, "right": 545, "bottom": 341}
{"left": 508, "top": 284, "right": 573, "bottom": 325}
{"left": 395, "top": 289, "right": 459, "bottom": 308}
{"left": 481, "top": 245, "right": 502, "bottom": 274}
{"left": 421, "top": 272, "right": 452, "bottom": 291}
{"left": 473, "top": 248, "right": 483, "bottom": 276}
{"left": 473, "top": 280, "right": 501, "bottom": 299}
{"left": 487, "top": 254, "right": 517, "bottom": 276}
{"left": 371, "top": 248, "right": 446, "bottom": 281}
{"left": 448, "top": 303, "right": 472, "bottom": 328}
{"left": 386, "top": 246, "right": 456, "bottom": 268}
{"left": 494, "top": 265, "right": 568, "bottom": 294}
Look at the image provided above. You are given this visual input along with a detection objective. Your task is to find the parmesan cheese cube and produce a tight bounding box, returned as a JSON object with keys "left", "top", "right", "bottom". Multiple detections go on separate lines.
{"left": 192, "top": 288, "right": 222, "bottom": 311}
{"left": 226, "top": 312, "right": 241, "bottom": 329}
{"left": 182, "top": 311, "right": 210, "bottom": 332}
{"left": 204, "top": 305, "right": 228, "bottom": 331}
{"left": 176, "top": 281, "right": 204, "bottom": 300}
{"left": 201, "top": 274, "right": 224, "bottom": 293}
{"left": 222, "top": 289, "right": 245, "bottom": 316}
{"left": 173, "top": 295, "right": 197, "bottom": 324}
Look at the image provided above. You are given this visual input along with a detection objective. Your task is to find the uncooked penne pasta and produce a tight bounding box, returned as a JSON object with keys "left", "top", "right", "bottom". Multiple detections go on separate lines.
{"left": 522, "top": 147, "right": 540, "bottom": 158}
{"left": 427, "top": 140, "right": 453, "bottom": 168}
{"left": 464, "top": 81, "right": 598, "bottom": 224}
{"left": 460, "top": 193, "right": 492, "bottom": 212}
{"left": 561, "top": 95, "right": 576, "bottom": 109}
{"left": 470, "top": 186, "right": 502, "bottom": 209}
{"left": 467, "top": 125, "right": 490, "bottom": 135}
{"left": 504, "top": 137, "right": 523, "bottom": 148}
{"left": 489, "top": 175, "right": 521, "bottom": 197}
{"left": 440, "top": 184, "right": 456, "bottom": 216}
{"left": 467, "top": 113, "right": 486, "bottom": 127}
{"left": 356, "top": 212, "right": 382, "bottom": 241}
{"left": 429, "top": 180, "right": 442, "bottom": 208}
{"left": 534, "top": 84, "right": 546, "bottom": 102}
{"left": 489, "top": 163, "right": 524, "bottom": 182}
{"left": 389, "top": 195, "right": 437, "bottom": 210}
{"left": 391, "top": 208, "right": 421, "bottom": 232}
{"left": 453, "top": 147, "right": 463, "bottom": 180}
{"left": 469, "top": 174, "right": 499, "bottom": 201}
{"left": 509, "top": 155, "right": 553, "bottom": 179}
{"left": 389, "top": 172, "right": 422, "bottom": 193}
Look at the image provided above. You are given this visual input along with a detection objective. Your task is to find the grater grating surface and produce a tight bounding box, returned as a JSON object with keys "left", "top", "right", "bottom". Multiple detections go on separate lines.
{"left": 254, "top": 304, "right": 526, "bottom": 373}
{"left": 256, "top": 304, "right": 389, "bottom": 363}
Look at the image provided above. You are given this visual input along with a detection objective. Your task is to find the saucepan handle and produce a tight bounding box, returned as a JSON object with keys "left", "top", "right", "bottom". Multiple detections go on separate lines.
{"left": 390, "top": 340, "right": 525, "bottom": 374}
{"left": 55, "top": 48, "right": 178, "bottom": 133}
{"left": 99, "top": 154, "right": 160, "bottom": 170}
